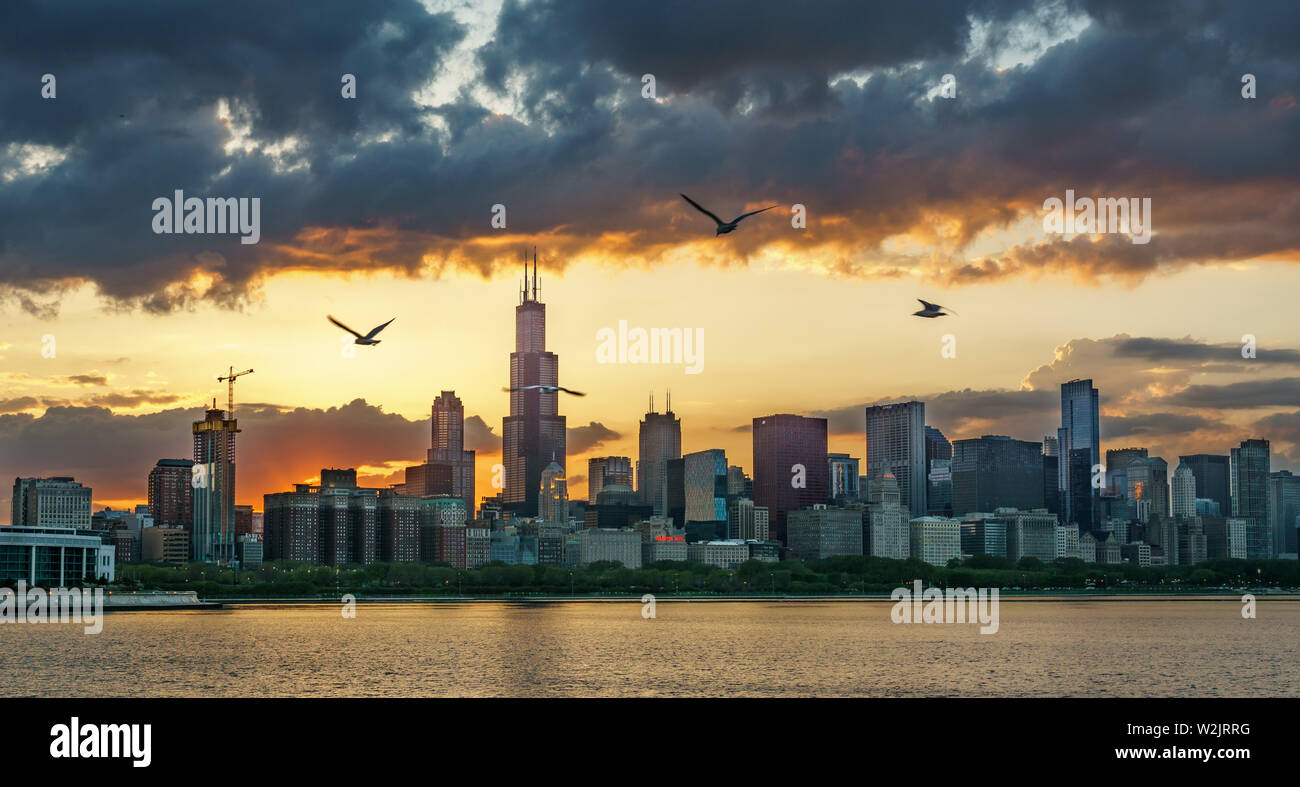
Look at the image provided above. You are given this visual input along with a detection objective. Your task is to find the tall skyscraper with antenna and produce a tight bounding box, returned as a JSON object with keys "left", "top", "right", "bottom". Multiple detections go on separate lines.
{"left": 637, "top": 391, "right": 682, "bottom": 515}
{"left": 503, "top": 250, "right": 566, "bottom": 516}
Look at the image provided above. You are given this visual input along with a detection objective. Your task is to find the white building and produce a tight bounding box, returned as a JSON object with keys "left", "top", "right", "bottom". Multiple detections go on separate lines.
{"left": 866, "top": 471, "right": 909, "bottom": 559}
{"left": 908, "top": 516, "right": 961, "bottom": 566}
{"left": 1002, "top": 508, "right": 1058, "bottom": 562}
{"left": 1055, "top": 524, "right": 1081, "bottom": 560}
{"left": 686, "top": 540, "right": 750, "bottom": 569}
{"left": 1172, "top": 461, "right": 1197, "bottom": 518}
{"left": 0, "top": 526, "right": 114, "bottom": 584}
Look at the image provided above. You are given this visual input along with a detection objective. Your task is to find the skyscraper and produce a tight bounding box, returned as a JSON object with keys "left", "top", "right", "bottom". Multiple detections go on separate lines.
{"left": 429, "top": 390, "right": 476, "bottom": 517}
{"left": 1139, "top": 456, "right": 1170, "bottom": 521}
{"left": 539, "top": 460, "right": 569, "bottom": 524}
{"left": 865, "top": 401, "right": 926, "bottom": 518}
{"left": 587, "top": 456, "right": 633, "bottom": 503}
{"left": 1268, "top": 470, "right": 1300, "bottom": 557}
{"left": 865, "top": 469, "right": 909, "bottom": 559}
{"left": 682, "top": 449, "right": 728, "bottom": 527}
{"left": 753, "top": 414, "right": 829, "bottom": 545}
{"left": 1180, "top": 453, "right": 1231, "bottom": 524}
{"left": 193, "top": 405, "right": 239, "bottom": 564}
{"left": 502, "top": 253, "right": 566, "bottom": 517}
{"left": 1230, "top": 439, "right": 1271, "bottom": 559}
{"left": 950, "top": 435, "right": 1045, "bottom": 516}
{"left": 1042, "top": 438, "right": 1060, "bottom": 517}
{"left": 147, "top": 459, "right": 194, "bottom": 530}
{"left": 924, "top": 426, "right": 952, "bottom": 516}
{"left": 1058, "top": 379, "right": 1100, "bottom": 532}
{"left": 827, "top": 453, "right": 861, "bottom": 504}
{"left": 637, "top": 393, "right": 681, "bottom": 514}
{"left": 1172, "top": 460, "right": 1197, "bottom": 519}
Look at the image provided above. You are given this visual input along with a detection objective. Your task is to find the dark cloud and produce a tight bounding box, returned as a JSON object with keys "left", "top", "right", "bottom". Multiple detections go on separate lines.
{"left": 62, "top": 374, "right": 109, "bottom": 387}
{"left": 1101, "top": 411, "right": 1223, "bottom": 440}
{"left": 0, "top": 396, "right": 40, "bottom": 414}
{"left": 3, "top": 1, "right": 1300, "bottom": 311}
{"left": 464, "top": 414, "right": 500, "bottom": 454}
{"left": 567, "top": 421, "right": 620, "bottom": 453}
{"left": 1166, "top": 378, "right": 1300, "bottom": 409}
{"left": 1111, "top": 336, "right": 1300, "bottom": 365}
{"left": 84, "top": 391, "right": 180, "bottom": 408}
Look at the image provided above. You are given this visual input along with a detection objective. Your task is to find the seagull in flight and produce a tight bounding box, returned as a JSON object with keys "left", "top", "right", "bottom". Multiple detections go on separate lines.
{"left": 503, "top": 384, "right": 587, "bottom": 397}
{"left": 913, "top": 299, "right": 957, "bottom": 318}
{"left": 328, "top": 315, "right": 395, "bottom": 345}
{"left": 679, "top": 193, "right": 780, "bottom": 235}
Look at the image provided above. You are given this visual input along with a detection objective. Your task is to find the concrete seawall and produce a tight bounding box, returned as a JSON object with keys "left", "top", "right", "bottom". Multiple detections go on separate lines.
{"left": 104, "top": 590, "right": 223, "bottom": 610}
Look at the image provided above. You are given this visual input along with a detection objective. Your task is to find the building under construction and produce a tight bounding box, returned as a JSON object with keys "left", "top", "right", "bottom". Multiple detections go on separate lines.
{"left": 192, "top": 405, "right": 239, "bottom": 564}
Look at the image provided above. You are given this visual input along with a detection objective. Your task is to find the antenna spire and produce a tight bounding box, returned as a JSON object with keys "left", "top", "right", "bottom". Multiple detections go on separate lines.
{"left": 532, "top": 247, "right": 538, "bottom": 300}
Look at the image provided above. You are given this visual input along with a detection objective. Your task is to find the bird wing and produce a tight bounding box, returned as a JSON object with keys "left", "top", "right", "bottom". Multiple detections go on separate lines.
{"left": 328, "top": 315, "right": 365, "bottom": 339}
{"left": 917, "top": 299, "right": 938, "bottom": 311}
{"left": 558, "top": 387, "right": 587, "bottom": 397}
{"left": 680, "top": 193, "right": 724, "bottom": 225}
{"left": 732, "top": 204, "right": 780, "bottom": 223}
{"left": 365, "top": 317, "right": 396, "bottom": 339}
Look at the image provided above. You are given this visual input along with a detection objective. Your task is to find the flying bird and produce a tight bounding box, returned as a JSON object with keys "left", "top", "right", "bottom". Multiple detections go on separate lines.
{"left": 679, "top": 193, "right": 779, "bottom": 235}
{"left": 913, "top": 299, "right": 956, "bottom": 318}
{"left": 503, "top": 384, "right": 587, "bottom": 397}
{"left": 328, "top": 315, "right": 395, "bottom": 345}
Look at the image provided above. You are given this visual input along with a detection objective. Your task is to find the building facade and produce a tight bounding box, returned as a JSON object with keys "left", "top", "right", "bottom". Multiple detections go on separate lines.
{"left": 865, "top": 401, "right": 927, "bottom": 518}
{"left": 752, "top": 413, "right": 829, "bottom": 545}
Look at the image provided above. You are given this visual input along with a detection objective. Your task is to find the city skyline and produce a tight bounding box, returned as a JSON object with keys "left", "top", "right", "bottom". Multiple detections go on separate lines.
{"left": 4, "top": 0, "right": 1300, "bottom": 519}
{"left": 3, "top": 269, "right": 1299, "bottom": 520}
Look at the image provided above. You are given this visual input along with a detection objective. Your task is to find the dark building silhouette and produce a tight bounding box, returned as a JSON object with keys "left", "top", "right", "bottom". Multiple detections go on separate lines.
{"left": 1059, "top": 379, "right": 1100, "bottom": 532}
{"left": 752, "top": 414, "right": 829, "bottom": 545}
{"left": 147, "top": 459, "right": 194, "bottom": 530}
{"left": 1179, "top": 454, "right": 1231, "bottom": 522}
{"left": 192, "top": 406, "right": 239, "bottom": 563}
{"left": 1230, "top": 438, "right": 1271, "bottom": 559}
{"left": 951, "top": 435, "right": 1045, "bottom": 516}
{"left": 1042, "top": 452, "right": 1060, "bottom": 516}
{"left": 637, "top": 394, "right": 682, "bottom": 514}
{"left": 502, "top": 252, "right": 565, "bottom": 516}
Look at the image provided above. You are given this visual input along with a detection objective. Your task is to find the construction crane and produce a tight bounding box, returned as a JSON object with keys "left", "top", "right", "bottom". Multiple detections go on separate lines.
{"left": 217, "top": 366, "right": 254, "bottom": 418}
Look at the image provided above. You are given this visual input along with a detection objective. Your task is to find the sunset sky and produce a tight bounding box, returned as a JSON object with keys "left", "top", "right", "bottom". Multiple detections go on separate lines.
{"left": 3, "top": 0, "right": 1300, "bottom": 520}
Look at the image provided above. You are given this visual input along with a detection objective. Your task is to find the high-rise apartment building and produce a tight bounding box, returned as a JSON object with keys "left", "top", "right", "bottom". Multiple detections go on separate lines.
{"left": 192, "top": 406, "right": 240, "bottom": 564}
{"left": 147, "top": 459, "right": 194, "bottom": 530}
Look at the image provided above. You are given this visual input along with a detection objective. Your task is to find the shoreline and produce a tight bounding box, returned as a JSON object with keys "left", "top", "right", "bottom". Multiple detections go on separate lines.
{"left": 196, "top": 591, "right": 1300, "bottom": 605}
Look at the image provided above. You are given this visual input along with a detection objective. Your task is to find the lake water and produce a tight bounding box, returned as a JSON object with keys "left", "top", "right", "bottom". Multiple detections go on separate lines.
{"left": 3, "top": 599, "right": 1297, "bottom": 697}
